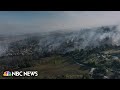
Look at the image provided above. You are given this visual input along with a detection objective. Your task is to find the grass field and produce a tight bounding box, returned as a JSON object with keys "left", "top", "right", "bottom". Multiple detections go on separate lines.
{"left": 0, "top": 56, "right": 90, "bottom": 79}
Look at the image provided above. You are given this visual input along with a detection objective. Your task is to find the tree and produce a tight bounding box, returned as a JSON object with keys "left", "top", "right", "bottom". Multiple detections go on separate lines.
{"left": 7, "top": 36, "right": 40, "bottom": 58}
{"left": 92, "top": 67, "right": 107, "bottom": 79}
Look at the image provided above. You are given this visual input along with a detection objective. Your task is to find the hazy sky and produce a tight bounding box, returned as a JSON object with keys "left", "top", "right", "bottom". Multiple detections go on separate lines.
{"left": 1, "top": 11, "right": 120, "bottom": 35}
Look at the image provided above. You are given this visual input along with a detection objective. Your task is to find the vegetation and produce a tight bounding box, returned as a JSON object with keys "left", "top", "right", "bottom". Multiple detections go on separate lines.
{"left": 1, "top": 35, "right": 120, "bottom": 79}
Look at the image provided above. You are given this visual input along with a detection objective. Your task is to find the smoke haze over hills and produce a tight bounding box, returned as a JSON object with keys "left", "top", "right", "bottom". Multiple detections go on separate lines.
{"left": 0, "top": 25, "right": 120, "bottom": 56}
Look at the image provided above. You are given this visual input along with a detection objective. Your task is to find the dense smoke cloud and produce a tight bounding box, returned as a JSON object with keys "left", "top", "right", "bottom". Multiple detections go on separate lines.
{"left": 1, "top": 25, "right": 120, "bottom": 56}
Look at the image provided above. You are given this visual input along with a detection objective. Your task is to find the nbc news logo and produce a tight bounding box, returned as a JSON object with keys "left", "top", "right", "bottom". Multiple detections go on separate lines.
{"left": 3, "top": 71, "right": 12, "bottom": 76}
{"left": 3, "top": 71, "right": 38, "bottom": 77}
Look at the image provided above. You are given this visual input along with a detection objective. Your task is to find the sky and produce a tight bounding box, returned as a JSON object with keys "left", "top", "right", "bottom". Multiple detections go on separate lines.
{"left": 1, "top": 11, "right": 120, "bottom": 35}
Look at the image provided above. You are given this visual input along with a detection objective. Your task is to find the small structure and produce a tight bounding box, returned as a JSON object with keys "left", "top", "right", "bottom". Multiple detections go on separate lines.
{"left": 112, "top": 56, "right": 119, "bottom": 60}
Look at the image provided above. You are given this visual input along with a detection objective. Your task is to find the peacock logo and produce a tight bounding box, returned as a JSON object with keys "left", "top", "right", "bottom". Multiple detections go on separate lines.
{"left": 3, "top": 71, "right": 12, "bottom": 76}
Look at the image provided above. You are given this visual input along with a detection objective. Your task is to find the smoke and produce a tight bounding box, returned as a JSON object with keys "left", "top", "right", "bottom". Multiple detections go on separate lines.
{"left": 1, "top": 24, "right": 120, "bottom": 56}
{"left": 36, "top": 25, "right": 120, "bottom": 52}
